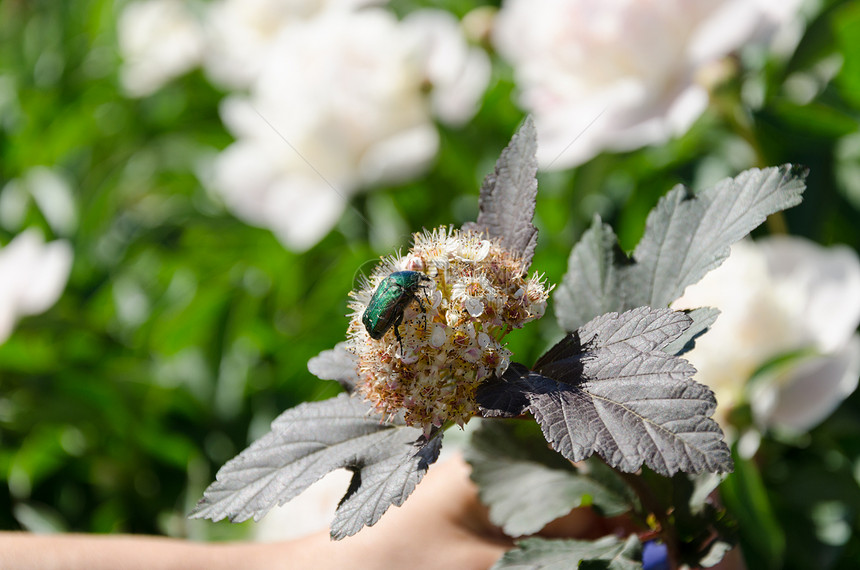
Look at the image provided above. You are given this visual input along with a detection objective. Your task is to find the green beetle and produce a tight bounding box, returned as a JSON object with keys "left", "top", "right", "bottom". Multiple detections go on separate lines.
{"left": 362, "top": 271, "right": 433, "bottom": 346}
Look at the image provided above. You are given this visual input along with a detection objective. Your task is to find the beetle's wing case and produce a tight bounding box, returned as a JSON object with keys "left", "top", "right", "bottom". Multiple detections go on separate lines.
{"left": 362, "top": 271, "right": 433, "bottom": 341}
{"left": 363, "top": 274, "right": 410, "bottom": 339}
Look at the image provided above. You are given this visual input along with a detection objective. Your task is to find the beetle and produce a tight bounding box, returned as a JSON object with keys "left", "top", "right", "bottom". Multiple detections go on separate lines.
{"left": 362, "top": 271, "right": 433, "bottom": 347}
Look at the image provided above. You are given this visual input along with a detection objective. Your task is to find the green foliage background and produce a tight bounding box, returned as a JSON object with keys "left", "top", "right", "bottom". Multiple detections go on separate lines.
{"left": 1, "top": 0, "right": 860, "bottom": 567}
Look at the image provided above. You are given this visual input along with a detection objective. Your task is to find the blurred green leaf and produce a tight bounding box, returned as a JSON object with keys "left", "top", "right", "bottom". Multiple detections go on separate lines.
{"left": 466, "top": 419, "right": 634, "bottom": 536}
{"left": 834, "top": 1, "right": 860, "bottom": 110}
{"left": 494, "top": 535, "right": 642, "bottom": 570}
{"left": 720, "top": 452, "right": 785, "bottom": 570}
{"left": 769, "top": 100, "right": 858, "bottom": 138}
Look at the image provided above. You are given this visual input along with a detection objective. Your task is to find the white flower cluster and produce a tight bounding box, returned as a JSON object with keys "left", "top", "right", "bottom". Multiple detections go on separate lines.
{"left": 117, "top": 0, "right": 206, "bottom": 98}
{"left": 0, "top": 229, "right": 73, "bottom": 344}
{"left": 116, "top": 0, "right": 490, "bottom": 251}
{"left": 673, "top": 236, "right": 860, "bottom": 437}
{"left": 493, "top": 0, "right": 804, "bottom": 169}
{"left": 347, "top": 227, "right": 552, "bottom": 433}
{"left": 201, "top": 0, "right": 383, "bottom": 91}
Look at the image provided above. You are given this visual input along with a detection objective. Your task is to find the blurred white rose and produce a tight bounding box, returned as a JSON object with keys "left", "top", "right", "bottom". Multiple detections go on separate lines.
{"left": 202, "top": 0, "right": 385, "bottom": 90}
{"left": 0, "top": 229, "right": 74, "bottom": 344}
{"left": 118, "top": 0, "right": 205, "bottom": 97}
{"left": 673, "top": 236, "right": 860, "bottom": 434}
{"left": 493, "top": 0, "right": 803, "bottom": 169}
{"left": 209, "top": 8, "right": 489, "bottom": 251}
{"left": 404, "top": 10, "right": 492, "bottom": 125}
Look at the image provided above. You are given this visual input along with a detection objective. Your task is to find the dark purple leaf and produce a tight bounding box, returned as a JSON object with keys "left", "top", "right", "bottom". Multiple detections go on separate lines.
{"left": 463, "top": 116, "right": 539, "bottom": 269}
{"left": 189, "top": 394, "right": 442, "bottom": 539}
{"left": 555, "top": 166, "right": 807, "bottom": 333}
{"left": 481, "top": 308, "right": 733, "bottom": 476}
{"left": 308, "top": 342, "right": 359, "bottom": 392}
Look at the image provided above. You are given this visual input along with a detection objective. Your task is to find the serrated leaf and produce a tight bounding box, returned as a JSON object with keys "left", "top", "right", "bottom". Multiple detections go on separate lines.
{"left": 189, "top": 393, "right": 442, "bottom": 539}
{"left": 555, "top": 166, "right": 806, "bottom": 332}
{"left": 493, "top": 535, "right": 642, "bottom": 570}
{"left": 627, "top": 165, "right": 806, "bottom": 307}
{"left": 330, "top": 429, "right": 442, "bottom": 539}
{"left": 481, "top": 308, "right": 733, "bottom": 476}
{"left": 536, "top": 307, "right": 694, "bottom": 371}
{"left": 535, "top": 308, "right": 731, "bottom": 475}
{"left": 308, "top": 342, "right": 359, "bottom": 392}
{"left": 553, "top": 217, "right": 628, "bottom": 334}
{"left": 465, "top": 420, "right": 633, "bottom": 536}
{"left": 661, "top": 307, "right": 720, "bottom": 356}
{"left": 463, "top": 116, "right": 539, "bottom": 269}
{"left": 476, "top": 363, "right": 536, "bottom": 418}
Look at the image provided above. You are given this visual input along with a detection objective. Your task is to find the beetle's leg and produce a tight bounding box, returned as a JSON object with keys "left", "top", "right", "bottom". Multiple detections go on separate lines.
{"left": 414, "top": 286, "right": 431, "bottom": 338}
{"left": 393, "top": 312, "right": 404, "bottom": 350}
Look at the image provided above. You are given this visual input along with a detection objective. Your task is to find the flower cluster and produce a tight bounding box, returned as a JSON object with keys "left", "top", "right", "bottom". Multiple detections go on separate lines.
{"left": 347, "top": 227, "right": 552, "bottom": 433}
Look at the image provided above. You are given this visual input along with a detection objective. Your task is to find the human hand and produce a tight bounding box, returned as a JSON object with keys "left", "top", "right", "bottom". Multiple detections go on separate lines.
{"left": 262, "top": 452, "right": 625, "bottom": 570}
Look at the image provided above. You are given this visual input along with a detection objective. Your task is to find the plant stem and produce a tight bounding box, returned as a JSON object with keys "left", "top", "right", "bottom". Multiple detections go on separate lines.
{"left": 617, "top": 470, "right": 682, "bottom": 569}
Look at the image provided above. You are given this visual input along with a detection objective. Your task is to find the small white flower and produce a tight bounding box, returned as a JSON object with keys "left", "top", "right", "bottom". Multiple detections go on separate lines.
{"left": 0, "top": 229, "right": 73, "bottom": 344}
{"left": 118, "top": 0, "right": 205, "bottom": 97}
{"left": 673, "top": 236, "right": 860, "bottom": 434}
{"left": 428, "top": 289, "right": 443, "bottom": 311}
{"left": 430, "top": 324, "right": 447, "bottom": 348}
{"left": 452, "top": 274, "right": 496, "bottom": 319}
{"left": 464, "top": 297, "right": 484, "bottom": 318}
{"left": 493, "top": 0, "right": 804, "bottom": 169}
{"left": 402, "top": 253, "right": 425, "bottom": 273}
{"left": 445, "top": 310, "right": 460, "bottom": 328}
{"left": 494, "top": 350, "right": 511, "bottom": 377}
{"left": 452, "top": 236, "right": 491, "bottom": 263}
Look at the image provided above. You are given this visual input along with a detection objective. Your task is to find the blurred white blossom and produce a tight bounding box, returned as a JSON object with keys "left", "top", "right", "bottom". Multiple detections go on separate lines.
{"left": 210, "top": 8, "right": 489, "bottom": 251}
{"left": 493, "top": 0, "right": 804, "bottom": 169}
{"left": 673, "top": 236, "right": 860, "bottom": 434}
{"left": 202, "top": 0, "right": 384, "bottom": 90}
{"left": 405, "top": 10, "right": 492, "bottom": 125}
{"left": 118, "top": 0, "right": 205, "bottom": 97}
{"left": 0, "top": 230, "right": 74, "bottom": 344}
{"left": 117, "top": 1, "right": 489, "bottom": 250}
